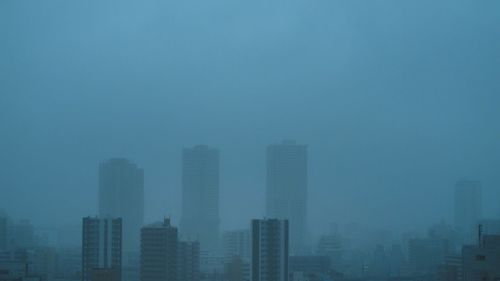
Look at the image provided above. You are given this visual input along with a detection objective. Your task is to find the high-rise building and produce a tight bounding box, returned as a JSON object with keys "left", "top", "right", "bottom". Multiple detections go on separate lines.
{"left": 178, "top": 241, "right": 200, "bottom": 281}
{"left": 266, "top": 140, "right": 307, "bottom": 254}
{"left": 140, "top": 219, "right": 178, "bottom": 281}
{"left": 180, "top": 145, "right": 220, "bottom": 253}
{"left": 82, "top": 217, "right": 122, "bottom": 281}
{"left": 99, "top": 158, "right": 144, "bottom": 254}
{"left": 251, "top": 219, "right": 289, "bottom": 281}
{"left": 454, "top": 180, "right": 482, "bottom": 245}
{"left": 222, "top": 229, "right": 250, "bottom": 261}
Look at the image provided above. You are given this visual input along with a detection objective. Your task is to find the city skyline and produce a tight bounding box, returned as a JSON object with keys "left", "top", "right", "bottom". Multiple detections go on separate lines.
{"left": 1, "top": 0, "right": 499, "bottom": 280}
{"left": 2, "top": 0, "right": 500, "bottom": 235}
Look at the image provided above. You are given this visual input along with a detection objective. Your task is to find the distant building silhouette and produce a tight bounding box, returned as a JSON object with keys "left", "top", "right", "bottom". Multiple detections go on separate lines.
{"left": 251, "top": 219, "right": 289, "bottom": 281}
{"left": 289, "top": 255, "right": 330, "bottom": 275}
{"left": 316, "top": 234, "right": 343, "bottom": 271}
{"left": 140, "top": 218, "right": 178, "bottom": 281}
{"left": 91, "top": 268, "right": 121, "bottom": 281}
{"left": 222, "top": 229, "right": 250, "bottom": 261}
{"left": 454, "top": 180, "right": 482, "bottom": 245}
{"left": 82, "top": 216, "right": 122, "bottom": 281}
{"left": 180, "top": 145, "right": 220, "bottom": 254}
{"left": 0, "top": 213, "right": 7, "bottom": 251}
{"left": 266, "top": 140, "right": 308, "bottom": 254}
{"left": 99, "top": 158, "right": 144, "bottom": 255}
{"left": 11, "top": 220, "right": 35, "bottom": 249}
{"left": 408, "top": 237, "right": 450, "bottom": 276}
{"left": 178, "top": 240, "right": 200, "bottom": 281}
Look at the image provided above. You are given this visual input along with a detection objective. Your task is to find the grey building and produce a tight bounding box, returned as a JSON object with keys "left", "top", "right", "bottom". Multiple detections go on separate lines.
{"left": 140, "top": 219, "right": 178, "bottom": 281}
{"left": 222, "top": 229, "right": 250, "bottom": 261}
{"left": 316, "top": 234, "right": 343, "bottom": 271}
{"left": 178, "top": 240, "right": 200, "bottom": 281}
{"left": 0, "top": 214, "right": 7, "bottom": 251}
{"left": 180, "top": 145, "right": 220, "bottom": 254}
{"left": 289, "top": 255, "right": 330, "bottom": 275}
{"left": 454, "top": 180, "right": 482, "bottom": 245}
{"left": 408, "top": 238, "right": 450, "bottom": 275}
{"left": 266, "top": 140, "right": 308, "bottom": 254}
{"left": 82, "top": 216, "right": 122, "bottom": 281}
{"left": 251, "top": 219, "right": 289, "bottom": 281}
{"left": 462, "top": 235, "right": 500, "bottom": 281}
{"left": 12, "top": 220, "right": 35, "bottom": 249}
{"left": 99, "top": 158, "right": 144, "bottom": 255}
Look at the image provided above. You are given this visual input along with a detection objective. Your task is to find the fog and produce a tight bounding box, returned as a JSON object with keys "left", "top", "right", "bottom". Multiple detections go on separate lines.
{"left": 1, "top": 0, "right": 499, "bottom": 240}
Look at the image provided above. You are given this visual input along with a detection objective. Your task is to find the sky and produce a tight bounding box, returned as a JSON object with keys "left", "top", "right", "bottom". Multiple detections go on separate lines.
{"left": 1, "top": 0, "right": 499, "bottom": 238}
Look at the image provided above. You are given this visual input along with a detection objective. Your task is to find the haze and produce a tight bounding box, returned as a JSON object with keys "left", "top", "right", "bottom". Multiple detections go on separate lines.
{"left": 1, "top": 0, "right": 499, "bottom": 240}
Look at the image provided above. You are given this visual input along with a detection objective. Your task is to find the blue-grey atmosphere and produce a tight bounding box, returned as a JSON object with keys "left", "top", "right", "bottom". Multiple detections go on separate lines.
{"left": 1, "top": 1, "right": 499, "bottom": 280}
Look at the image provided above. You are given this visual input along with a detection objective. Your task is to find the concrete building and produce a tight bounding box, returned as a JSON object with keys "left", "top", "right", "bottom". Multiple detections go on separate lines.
{"left": 455, "top": 180, "right": 482, "bottom": 245}
{"left": 178, "top": 241, "right": 200, "bottom": 281}
{"left": 0, "top": 249, "right": 33, "bottom": 280}
{"left": 12, "top": 220, "right": 35, "bottom": 249}
{"left": 140, "top": 219, "right": 178, "bottom": 281}
{"left": 316, "top": 234, "right": 343, "bottom": 271}
{"left": 0, "top": 215, "right": 7, "bottom": 251}
{"left": 478, "top": 219, "right": 500, "bottom": 235}
{"left": 180, "top": 145, "right": 220, "bottom": 254}
{"left": 99, "top": 158, "right": 144, "bottom": 255}
{"left": 289, "top": 255, "right": 330, "bottom": 275}
{"left": 251, "top": 219, "right": 289, "bottom": 281}
{"left": 82, "top": 217, "right": 122, "bottom": 281}
{"left": 462, "top": 235, "right": 500, "bottom": 281}
{"left": 437, "top": 255, "right": 462, "bottom": 281}
{"left": 224, "top": 256, "right": 246, "bottom": 281}
{"left": 91, "top": 268, "right": 121, "bottom": 281}
{"left": 266, "top": 140, "right": 308, "bottom": 254}
{"left": 222, "top": 229, "right": 250, "bottom": 261}
{"left": 408, "top": 237, "right": 450, "bottom": 275}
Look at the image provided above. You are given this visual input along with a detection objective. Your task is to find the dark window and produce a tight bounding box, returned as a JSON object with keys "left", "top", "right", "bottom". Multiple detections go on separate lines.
{"left": 476, "top": 255, "right": 486, "bottom": 261}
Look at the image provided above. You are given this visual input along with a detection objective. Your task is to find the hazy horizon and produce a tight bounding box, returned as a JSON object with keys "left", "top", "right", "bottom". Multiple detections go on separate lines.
{"left": 1, "top": 0, "right": 500, "bottom": 240}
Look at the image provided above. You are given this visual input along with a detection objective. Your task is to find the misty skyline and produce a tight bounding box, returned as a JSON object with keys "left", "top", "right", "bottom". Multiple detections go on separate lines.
{"left": 1, "top": 0, "right": 500, "bottom": 238}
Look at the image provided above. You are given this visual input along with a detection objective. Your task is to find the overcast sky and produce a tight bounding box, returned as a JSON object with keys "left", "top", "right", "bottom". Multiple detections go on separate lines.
{"left": 1, "top": 0, "right": 499, "bottom": 237}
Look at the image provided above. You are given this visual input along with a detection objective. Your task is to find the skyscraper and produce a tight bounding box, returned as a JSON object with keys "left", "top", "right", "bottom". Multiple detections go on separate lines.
{"left": 454, "top": 180, "right": 482, "bottom": 245}
{"left": 140, "top": 218, "right": 178, "bottom": 281}
{"left": 99, "top": 158, "right": 144, "bottom": 255}
{"left": 266, "top": 140, "right": 307, "bottom": 254}
{"left": 251, "top": 219, "right": 289, "bottom": 281}
{"left": 180, "top": 145, "right": 220, "bottom": 253}
{"left": 82, "top": 216, "right": 122, "bottom": 281}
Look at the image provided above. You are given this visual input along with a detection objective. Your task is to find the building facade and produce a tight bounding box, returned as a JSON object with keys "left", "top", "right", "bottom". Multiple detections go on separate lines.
{"left": 140, "top": 219, "right": 178, "bottom": 281}
{"left": 82, "top": 217, "right": 122, "bottom": 281}
{"left": 99, "top": 158, "right": 144, "bottom": 255}
{"left": 462, "top": 235, "right": 500, "bottom": 281}
{"left": 222, "top": 229, "right": 250, "bottom": 261}
{"left": 180, "top": 145, "right": 220, "bottom": 254}
{"left": 266, "top": 140, "right": 307, "bottom": 254}
{"left": 251, "top": 219, "right": 289, "bottom": 281}
{"left": 178, "top": 240, "right": 200, "bottom": 281}
{"left": 454, "top": 180, "right": 482, "bottom": 245}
